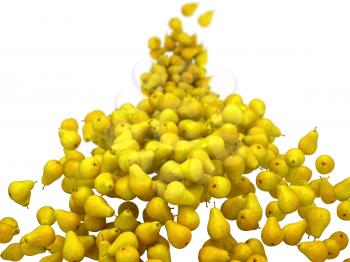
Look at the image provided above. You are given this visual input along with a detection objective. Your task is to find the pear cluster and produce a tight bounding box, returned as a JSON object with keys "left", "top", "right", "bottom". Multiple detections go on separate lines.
{"left": 1, "top": 2, "right": 350, "bottom": 262}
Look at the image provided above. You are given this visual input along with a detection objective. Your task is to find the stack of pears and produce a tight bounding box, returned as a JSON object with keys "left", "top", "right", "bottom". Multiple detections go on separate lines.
{"left": 1, "top": 2, "right": 350, "bottom": 262}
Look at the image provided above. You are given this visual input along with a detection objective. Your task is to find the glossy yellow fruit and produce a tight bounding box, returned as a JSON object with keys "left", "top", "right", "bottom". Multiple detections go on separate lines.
{"left": 261, "top": 217, "right": 283, "bottom": 246}
{"left": 8, "top": 180, "right": 35, "bottom": 207}
{"left": 115, "top": 246, "right": 139, "bottom": 262}
{"left": 181, "top": 2, "right": 198, "bottom": 17}
{"left": 198, "top": 10, "right": 214, "bottom": 28}
{"left": 298, "top": 241, "right": 328, "bottom": 262}
{"left": 63, "top": 231, "right": 85, "bottom": 262}
{"left": 315, "top": 155, "right": 335, "bottom": 174}
{"left": 198, "top": 246, "right": 230, "bottom": 262}
{"left": 165, "top": 221, "right": 192, "bottom": 249}
{"left": 1, "top": 243, "right": 24, "bottom": 261}
{"left": 37, "top": 206, "right": 56, "bottom": 225}
{"left": 337, "top": 200, "right": 350, "bottom": 221}
{"left": 84, "top": 195, "right": 115, "bottom": 218}
{"left": 42, "top": 160, "right": 63, "bottom": 186}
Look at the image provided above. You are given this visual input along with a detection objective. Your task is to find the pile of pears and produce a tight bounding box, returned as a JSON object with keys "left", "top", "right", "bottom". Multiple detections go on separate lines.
{"left": 1, "top": 2, "right": 350, "bottom": 262}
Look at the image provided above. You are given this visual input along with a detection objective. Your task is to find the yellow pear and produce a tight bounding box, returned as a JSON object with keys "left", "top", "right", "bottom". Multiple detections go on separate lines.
{"left": 0, "top": 217, "right": 20, "bottom": 235}
{"left": 231, "top": 243, "right": 253, "bottom": 261}
{"left": 145, "top": 197, "right": 174, "bottom": 224}
{"left": 42, "top": 160, "right": 63, "bottom": 186}
{"left": 298, "top": 128, "right": 318, "bottom": 155}
{"left": 177, "top": 206, "right": 200, "bottom": 231}
{"left": 236, "top": 209, "right": 259, "bottom": 231}
{"left": 23, "top": 225, "right": 56, "bottom": 248}
{"left": 282, "top": 220, "right": 307, "bottom": 245}
{"left": 0, "top": 222, "right": 16, "bottom": 243}
{"left": 94, "top": 172, "right": 115, "bottom": 195}
{"left": 334, "top": 177, "right": 350, "bottom": 201}
{"left": 96, "top": 228, "right": 121, "bottom": 246}
{"left": 276, "top": 185, "right": 300, "bottom": 214}
{"left": 1, "top": 243, "right": 24, "bottom": 261}
{"left": 115, "top": 246, "right": 139, "bottom": 262}
{"left": 114, "top": 209, "right": 138, "bottom": 232}
{"left": 261, "top": 217, "right": 283, "bottom": 246}
{"left": 198, "top": 245, "right": 230, "bottom": 262}
{"left": 84, "top": 195, "right": 115, "bottom": 218}
{"left": 298, "top": 241, "right": 328, "bottom": 262}
{"left": 55, "top": 209, "right": 81, "bottom": 232}
{"left": 224, "top": 155, "right": 245, "bottom": 184}
{"left": 47, "top": 235, "right": 65, "bottom": 254}
{"left": 37, "top": 206, "right": 56, "bottom": 225}
{"left": 246, "top": 254, "right": 267, "bottom": 262}
{"left": 337, "top": 200, "right": 350, "bottom": 221}
{"left": 181, "top": 158, "right": 205, "bottom": 182}
{"left": 165, "top": 220, "right": 192, "bottom": 249}
{"left": 329, "top": 231, "right": 348, "bottom": 250}
{"left": 98, "top": 240, "right": 114, "bottom": 262}
{"left": 245, "top": 238, "right": 266, "bottom": 258}
{"left": 159, "top": 160, "right": 183, "bottom": 182}
{"left": 63, "top": 231, "right": 85, "bottom": 262}
{"left": 8, "top": 180, "right": 35, "bottom": 207}
{"left": 135, "top": 221, "right": 162, "bottom": 246}
{"left": 128, "top": 164, "right": 154, "bottom": 200}
{"left": 39, "top": 252, "right": 63, "bottom": 262}
{"left": 298, "top": 203, "right": 317, "bottom": 219}
{"left": 147, "top": 243, "right": 171, "bottom": 262}
{"left": 19, "top": 237, "right": 45, "bottom": 256}
{"left": 306, "top": 207, "right": 330, "bottom": 238}
{"left": 265, "top": 201, "right": 286, "bottom": 221}
{"left": 320, "top": 178, "right": 336, "bottom": 204}
{"left": 164, "top": 181, "right": 196, "bottom": 206}
{"left": 207, "top": 176, "right": 231, "bottom": 198}
{"left": 207, "top": 208, "right": 230, "bottom": 240}
{"left": 244, "top": 193, "right": 263, "bottom": 220}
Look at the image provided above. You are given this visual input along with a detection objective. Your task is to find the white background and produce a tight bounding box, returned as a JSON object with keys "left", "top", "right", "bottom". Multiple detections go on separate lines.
{"left": 1, "top": 0, "right": 350, "bottom": 261}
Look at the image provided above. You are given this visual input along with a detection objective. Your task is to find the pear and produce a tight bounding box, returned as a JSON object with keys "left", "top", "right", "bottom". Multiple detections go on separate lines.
{"left": 222, "top": 103, "right": 245, "bottom": 125}
{"left": 236, "top": 209, "right": 259, "bottom": 231}
{"left": 245, "top": 238, "right": 266, "bottom": 258}
{"left": 298, "top": 241, "right": 328, "bottom": 262}
{"left": 334, "top": 177, "right": 350, "bottom": 201}
{"left": 128, "top": 164, "right": 154, "bottom": 200}
{"left": 42, "top": 160, "right": 63, "bottom": 186}
{"left": 78, "top": 235, "right": 96, "bottom": 253}
{"left": 114, "top": 176, "right": 135, "bottom": 200}
{"left": 147, "top": 243, "right": 171, "bottom": 262}
{"left": 207, "top": 176, "right": 231, "bottom": 198}
{"left": 108, "top": 231, "right": 139, "bottom": 257}
{"left": 256, "top": 171, "right": 280, "bottom": 192}
{"left": 138, "top": 149, "right": 155, "bottom": 173}
{"left": 164, "top": 181, "right": 196, "bottom": 206}
{"left": 309, "top": 178, "right": 321, "bottom": 197}
{"left": 221, "top": 195, "right": 246, "bottom": 220}
{"left": 63, "top": 231, "right": 85, "bottom": 262}
{"left": 319, "top": 178, "right": 336, "bottom": 204}
{"left": 0, "top": 222, "right": 16, "bottom": 243}
{"left": 323, "top": 238, "right": 341, "bottom": 259}
{"left": 282, "top": 220, "right": 307, "bottom": 245}
{"left": 337, "top": 200, "right": 350, "bottom": 220}
{"left": 188, "top": 149, "right": 215, "bottom": 175}
{"left": 298, "top": 128, "right": 318, "bottom": 155}
{"left": 23, "top": 225, "right": 56, "bottom": 248}
{"left": 55, "top": 209, "right": 81, "bottom": 232}
{"left": 0, "top": 217, "right": 20, "bottom": 235}
{"left": 204, "top": 135, "right": 228, "bottom": 160}
{"left": 94, "top": 172, "right": 115, "bottom": 195}
{"left": 37, "top": 206, "right": 56, "bottom": 225}
{"left": 165, "top": 220, "right": 192, "bottom": 249}
{"left": 224, "top": 155, "right": 245, "bottom": 184}
{"left": 159, "top": 160, "right": 183, "bottom": 182}
{"left": 244, "top": 193, "right": 263, "bottom": 220}
{"left": 265, "top": 201, "right": 286, "bottom": 221}
{"left": 276, "top": 185, "right": 300, "bottom": 214}
{"left": 306, "top": 207, "right": 330, "bottom": 238}
{"left": 115, "top": 246, "right": 139, "bottom": 262}
{"left": 198, "top": 246, "right": 230, "bottom": 262}
{"left": 255, "top": 118, "right": 281, "bottom": 137}
{"left": 8, "top": 180, "right": 35, "bottom": 207}
{"left": 290, "top": 185, "right": 315, "bottom": 206}
{"left": 177, "top": 206, "right": 200, "bottom": 231}
{"left": 135, "top": 221, "right": 162, "bottom": 246}
{"left": 231, "top": 243, "right": 253, "bottom": 261}
{"left": 84, "top": 195, "right": 115, "bottom": 218}
{"left": 0, "top": 243, "right": 24, "bottom": 261}
{"left": 329, "top": 231, "right": 349, "bottom": 250}
{"left": 246, "top": 254, "right": 267, "bottom": 262}
{"left": 145, "top": 197, "right": 174, "bottom": 224}
{"left": 207, "top": 208, "right": 230, "bottom": 240}
{"left": 78, "top": 157, "right": 101, "bottom": 179}
{"left": 114, "top": 209, "right": 138, "bottom": 232}
{"left": 261, "top": 217, "right": 283, "bottom": 246}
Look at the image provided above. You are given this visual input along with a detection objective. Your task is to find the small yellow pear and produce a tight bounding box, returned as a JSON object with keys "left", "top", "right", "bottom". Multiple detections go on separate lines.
{"left": 221, "top": 195, "right": 246, "bottom": 220}
{"left": 115, "top": 246, "right": 139, "bottom": 262}
{"left": 42, "top": 160, "right": 63, "bottom": 186}
{"left": 147, "top": 243, "right": 171, "bottom": 262}
{"left": 8, "top": 180, "right": 35, "bottom": 207}
{"left": 334, "top": 177, "right": 350, "bottom": 201}
{"left": 261, "top": 217, "right": 283, "bottom": 246}
{"left": 145, "top": 197, "right": 174, "bottom": 224}
{"left": 37, "top": 206, "right": 56, "bottom": 225}
{"left": 164, "top": 181, "right": 196, "bottom": 206}
{"left": 306, "top": 207, "right": 330, "bottom": 238}
{"left": 198, "top": 245, "right": 230, "bottom": 262}
{"left": 1, "top": 243, "right": 24, "bottom": 261}
{"left": 177, "top": 206, "right": 200, "bottom": 231}
{"left": 23, "top": 225, "right": 56, "bottom": 248}
{"left": 298, "top": 128, "right": 318, "bottom": 155}
{"left": 282, "top": 220, "right": 307, "bottom": 245}
{"left": 207, "top": 208, "right": 230, "bottom": 240}
{"left": 165, "top": 220, "right": 192, "bottom": 249}
{"left": 319, "top": 177, "right": 336, "bottom": 204}
{"left": 128, "top": 164, "right": 154, "bottom": 200}
{"left": 277, "top": 185, "right": 300, "bottom": 214}
{"left": 108, "top": 231, "right": 139, "bottom": 257}
{"left": 135, "top": 221, "right": 162, "bottom": 246}
{"left": 84, "top": 195, "right": 115, "bottom": 218}
{"left": 298, "top": 241, "right": 328, "bottom": 262}
{"left": 63, "top": 231, "right": 85, "bottom": 262}
{"left": 114, "top": 209, "right": 138, "bottom": 232}
{"left": 329, "top": 231, "right": 348, "bottom": 250}
{"left": 55, "top": 209, "right": 81, "bottom": 232}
